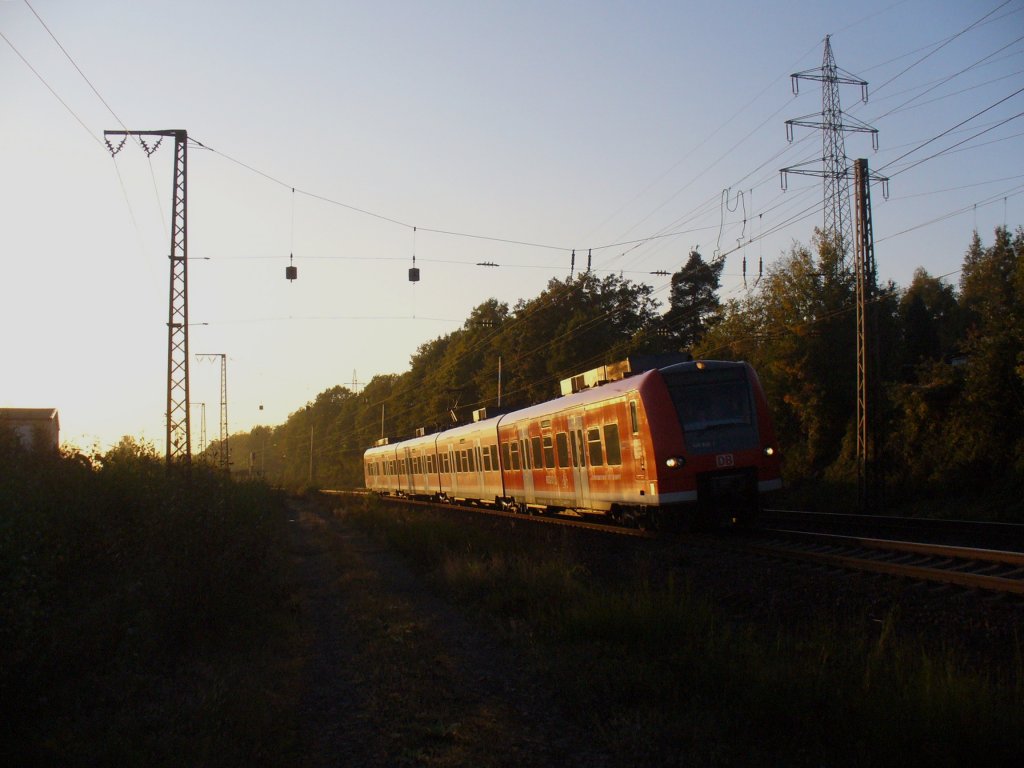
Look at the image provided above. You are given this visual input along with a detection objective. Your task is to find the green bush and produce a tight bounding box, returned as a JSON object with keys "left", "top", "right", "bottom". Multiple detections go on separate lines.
{"left": 0, "top": 435, "right": 293, "bottom": 766}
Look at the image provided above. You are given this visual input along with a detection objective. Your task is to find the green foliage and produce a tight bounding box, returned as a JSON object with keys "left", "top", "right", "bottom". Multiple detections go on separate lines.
{"left": 663, "top": 248, "right": 725, "bottom": 351}
{"left": 0, "top": 437, "right": 293, "bottom": 765}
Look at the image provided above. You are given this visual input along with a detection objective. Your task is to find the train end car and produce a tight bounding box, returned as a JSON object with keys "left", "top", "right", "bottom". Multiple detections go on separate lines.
{"left": 644, "top": 360, "right": 782, "bottom": 526}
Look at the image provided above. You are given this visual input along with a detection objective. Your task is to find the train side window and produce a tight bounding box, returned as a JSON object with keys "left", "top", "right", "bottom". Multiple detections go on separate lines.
{"left": 586, "top": 428, "right": 604, "bottom": 466}
{"left": 630, "top": 401, "right": 639, "bottom": 434}
{"left": 531, "top": 436, "right": 543, "bottom": 468}
{"left": 443, "top": 453, "right": 451, "bottom": 474}
{"left": 490, "top": 445, "right": 499, "bottom": 471}
{"left": 542, "top": 435, "right": 555, "bottom": 468}
{"left": 555, "top": 432, "right": 569, "bottom": 467}
{"left": 482, "top": 447, "right": 492, "bottom": 472}
{"left": 509, "top": 441, "right": 521, "bottom": 470}
{"left": 521, "top": 440, "right": 531, "bottom": 470}
{"left": 502, "top": 442, "right": 512, "bottom": 470}
{"left": 467, "top": 448, "right": 476, "bottom": 473}
{"left": 604, "top": 423, "right": 622, "bottom": 465}
{"left": 477, "top": 446, "right": 483, "bottom": 471}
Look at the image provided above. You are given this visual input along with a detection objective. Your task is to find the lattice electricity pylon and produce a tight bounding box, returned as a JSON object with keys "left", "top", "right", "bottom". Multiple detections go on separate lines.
{"left": 105, "top": 129, "right": 191, "bottom": 466}
{"left": 196, "top": 353, "right": 229, "bottom": 471}
{"left": 780, "top": 37, "right": 880, "bottom": 272}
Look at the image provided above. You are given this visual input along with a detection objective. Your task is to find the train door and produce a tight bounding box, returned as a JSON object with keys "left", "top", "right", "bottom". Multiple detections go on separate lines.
{"left": 472, "top": 440, "right": 485, "bottom": 499}
{"left": 516, "top": 423, "right": 535, "bottom": 503}
{"left": 568, "top": 414, "right": 591, "bottom": 510}
{"left": 402, "top": 447, "right": 414, "bottom": 494}
{"left": 629, "top": 398, "right": 647, "bottom": 481}
{"left": 448, "top": 445, "right": 459, "bottom": 497}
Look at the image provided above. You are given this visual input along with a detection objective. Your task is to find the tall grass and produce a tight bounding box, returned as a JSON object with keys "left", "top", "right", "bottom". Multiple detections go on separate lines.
{"left": 0, "top": 436, "right": 295, "bottom": 767}
{"left": 344, "top": 499, "right": 1024, "bottom": 767}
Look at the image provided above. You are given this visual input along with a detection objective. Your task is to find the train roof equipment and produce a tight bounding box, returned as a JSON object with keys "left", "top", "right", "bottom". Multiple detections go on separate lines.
{"left": 559, "top": 353, "right": 693, "bottom": 395}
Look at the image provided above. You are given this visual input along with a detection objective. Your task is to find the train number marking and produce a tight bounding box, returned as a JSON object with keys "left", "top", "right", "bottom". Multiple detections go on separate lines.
{"left": 715, "top": 453, "right": 735, "bottom": 468}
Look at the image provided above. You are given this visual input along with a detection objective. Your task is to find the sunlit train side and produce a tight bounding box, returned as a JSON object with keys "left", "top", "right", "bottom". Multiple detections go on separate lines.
{"left": 363, "top": 359, "right": 782, "bottom": 527}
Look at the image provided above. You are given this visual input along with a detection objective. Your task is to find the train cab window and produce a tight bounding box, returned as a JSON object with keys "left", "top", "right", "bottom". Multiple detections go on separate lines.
{"left": 556, "top": 432, "right": 569, "bottom": 467}
{"left": 586, "top": 428, "right": 604, "bottom": 466}
{"left": 542, "top": 435, "right": 555, "bottom": 468}
{"left": 531, "top": 436, "right": 543, "bottom": 468}
{"left": 629, "top": 401, "right": 639, "bottom": 435}
{"left": 604, "top": 424, "right": 622, "bottom": 465}
{"left": 490, "top": 445, "right": 499, "bottom": 471}
{"left": 509, "top": 441, "right": 521, "bottom": 470}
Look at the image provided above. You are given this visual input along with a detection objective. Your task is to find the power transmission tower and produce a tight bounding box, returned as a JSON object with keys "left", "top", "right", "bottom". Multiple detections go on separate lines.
{"left": 196, "top": 353, "right": 229, "bottom": 471}
{"left": 105, "top": 129, "right": 191, "bottom": 466}
{"left": 780, "top": 37, "right": 879, "bottom": 271}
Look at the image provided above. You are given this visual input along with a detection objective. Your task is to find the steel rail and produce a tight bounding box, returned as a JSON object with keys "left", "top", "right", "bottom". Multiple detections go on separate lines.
{"left": 744, "top": 529, "right": 1024, "bottom": 595}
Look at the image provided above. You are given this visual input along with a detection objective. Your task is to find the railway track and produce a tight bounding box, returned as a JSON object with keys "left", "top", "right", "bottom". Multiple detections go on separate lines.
{"left": 761, "top": 508, "right": 1024, "bottom": 552}
{"left": 326, "top": 491, "right": 1024, "bottom": 596}
{"left": 736, "top": 528, "right": 1024, "bottom": 596}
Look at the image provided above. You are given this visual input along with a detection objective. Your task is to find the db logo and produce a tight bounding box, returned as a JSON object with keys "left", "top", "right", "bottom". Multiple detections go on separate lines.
{"left": 715, "top": 454, "right": 735, "bottom": 468}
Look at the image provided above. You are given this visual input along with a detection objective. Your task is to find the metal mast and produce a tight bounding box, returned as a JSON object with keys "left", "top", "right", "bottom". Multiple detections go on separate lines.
{"left": 853, "top": 158, "right": 886, "bottom": 513}
{"left": 780, "top": 37, "right": 878, "bottom": 271}
{"left": 105, "top": 129, "right": 191, "bottom": 465}
{"left": 196, "top": 353, "right": 229, "bottom": 470}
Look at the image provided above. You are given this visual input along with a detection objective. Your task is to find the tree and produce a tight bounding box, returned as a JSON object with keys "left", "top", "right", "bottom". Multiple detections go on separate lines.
{"left": 663, "top": 250, "right": 724, "bottom": 351}
{"left": 696, "top": 231, "right": 855, "bottom": 481}
{"left": 898, "top": 267, "right": 960, "bottom": 371}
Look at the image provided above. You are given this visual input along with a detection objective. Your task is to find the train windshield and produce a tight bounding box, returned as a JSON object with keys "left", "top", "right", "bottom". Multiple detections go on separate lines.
{"left": 663, "top": 366, "right": 758, "bottom": 455}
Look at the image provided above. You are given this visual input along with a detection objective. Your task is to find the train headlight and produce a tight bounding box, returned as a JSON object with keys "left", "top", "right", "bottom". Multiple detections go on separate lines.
{"left": 665, "top": 456, "right": 686, "bottom": 469}
{"left": 764, "top": 446, "right": 775, "bottom": 457}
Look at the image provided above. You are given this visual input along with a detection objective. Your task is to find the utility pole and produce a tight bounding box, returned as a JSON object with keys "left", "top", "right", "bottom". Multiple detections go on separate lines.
{"left": 853, "top": 158, "right": 887, "bottom": 513}
{"left": 780, "top": 37, "right": 879, "bottom": 271}
{"left": 105, "top": 129, "right": 191, "bottom": 466}
{"left": 196, "top": 353, "right": 228, "bottom": 471}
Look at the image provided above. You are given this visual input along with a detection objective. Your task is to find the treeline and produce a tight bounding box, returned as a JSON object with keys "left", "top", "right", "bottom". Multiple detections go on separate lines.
{"left": 221, "top": 225, "right": 1023, "bottom": 519}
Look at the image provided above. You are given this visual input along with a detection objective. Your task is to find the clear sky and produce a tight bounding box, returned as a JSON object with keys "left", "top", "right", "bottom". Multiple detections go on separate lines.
{"left": 3, "top": 0, "right": 1022, "bottom": 452}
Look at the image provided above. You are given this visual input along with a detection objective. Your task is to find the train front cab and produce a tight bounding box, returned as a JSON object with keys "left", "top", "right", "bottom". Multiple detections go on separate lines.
{"left": 648, "top": 360, "right": 782, "bottom": 526}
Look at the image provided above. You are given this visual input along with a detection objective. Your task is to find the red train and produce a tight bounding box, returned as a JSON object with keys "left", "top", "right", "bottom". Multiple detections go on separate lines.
{"left": 363, "top": 358, "right": 782, "bottom": 527}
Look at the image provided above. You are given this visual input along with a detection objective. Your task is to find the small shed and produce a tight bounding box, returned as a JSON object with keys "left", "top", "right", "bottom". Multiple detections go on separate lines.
{"left": 0, "top": 408, "right": 60, "bottom": 450}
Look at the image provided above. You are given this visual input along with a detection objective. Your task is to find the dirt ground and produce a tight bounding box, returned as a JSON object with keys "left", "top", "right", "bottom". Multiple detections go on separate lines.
{"left": 284, "top": 500, "right": 607, "bottom": 768}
